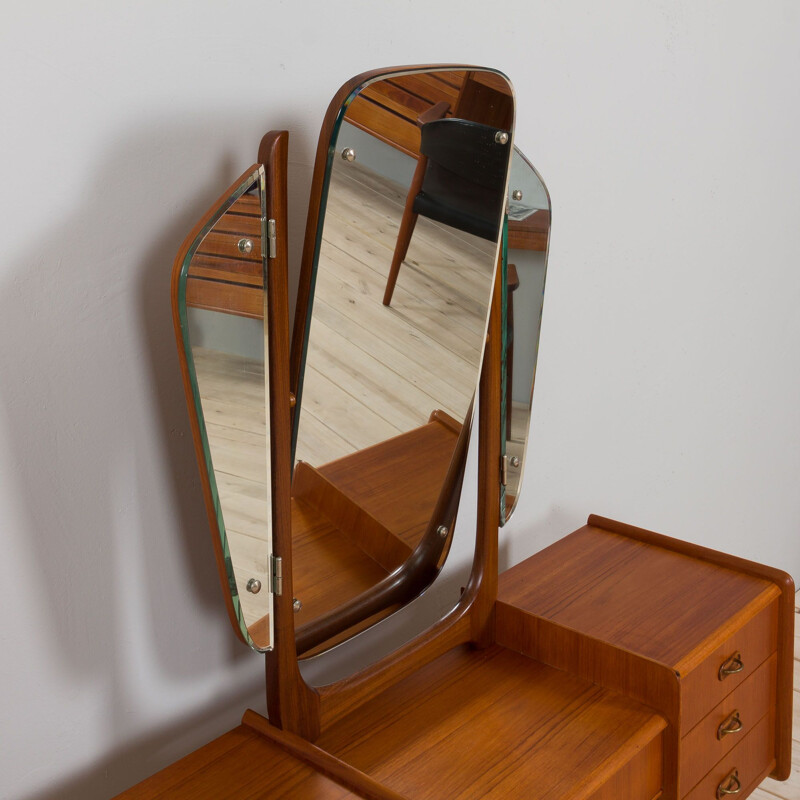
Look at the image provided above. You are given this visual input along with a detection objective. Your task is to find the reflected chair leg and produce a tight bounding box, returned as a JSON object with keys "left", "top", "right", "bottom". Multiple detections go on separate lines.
{"left": 384, "top": 154, "right": 428, "bottom": 307}
{"left": 384, "top": 211, "right": 418, "bottom": 306}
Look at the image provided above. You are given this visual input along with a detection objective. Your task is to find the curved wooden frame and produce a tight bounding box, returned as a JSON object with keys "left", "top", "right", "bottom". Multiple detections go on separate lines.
{"left": 171, "top": 67, "right": 513, "bottom": 740}
{"left": 265, "top": 65, "right": 513, "bottom": 739}
{"left": 171, "top": 164, "right": 269, "bottom": 650}
{"left": 286, "top": 63, "right": 513, "bottom": 659}
{"left": 294, "top": 401, "right": 473, "bottom": 655}
{"left": 269, "top": 245, "right": 505, "bottom": 740}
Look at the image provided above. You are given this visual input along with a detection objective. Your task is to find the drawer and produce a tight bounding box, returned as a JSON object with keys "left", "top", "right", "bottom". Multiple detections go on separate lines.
{"left": 681, "top": 598, "right": 778, "bottom": 731}
{"left": 193, "top": 197, "right": 263, "bottom": 268}
{"left": 682, "top": 711, "right": 774, "bottom": 800}
{"left": 196, "top": 229, "right": 263, "bottom": 262}
{"left": 188, "top": 253, "right": 264, "bottom": 286}
{"left": 680, "top": 653, "right": 776, "bottom": 795}
{"left": 185, "top": 277, "right": 264, "bottom": 318}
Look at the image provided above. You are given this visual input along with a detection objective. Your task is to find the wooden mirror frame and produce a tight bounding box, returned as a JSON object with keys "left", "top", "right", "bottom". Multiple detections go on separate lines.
{"left": 288, "top": 63, "right": 513, "bottom": 658}
{"left": 266, "top": 65, "right": 511, "bottom": 740}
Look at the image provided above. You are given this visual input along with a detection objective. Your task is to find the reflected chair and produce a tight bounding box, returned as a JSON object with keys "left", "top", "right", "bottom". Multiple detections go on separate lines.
{"left": 382, "top": 113, "right": 511, "bottom": 306}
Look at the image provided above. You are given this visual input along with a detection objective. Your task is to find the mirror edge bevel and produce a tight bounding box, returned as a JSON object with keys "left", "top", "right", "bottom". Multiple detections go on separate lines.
{"left": 173, "top": 164, "right": 273, "bottom": 652}
{"left": 502, "top": 148, "right": 552, "bottom": 524}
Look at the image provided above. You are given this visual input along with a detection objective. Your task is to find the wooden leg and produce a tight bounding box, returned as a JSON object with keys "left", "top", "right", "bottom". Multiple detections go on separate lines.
{"left": 384, "top": 154, "right": 428, "bottom": 307}
{"left": 383, "top": 210, "right": 418, "bottom": 306}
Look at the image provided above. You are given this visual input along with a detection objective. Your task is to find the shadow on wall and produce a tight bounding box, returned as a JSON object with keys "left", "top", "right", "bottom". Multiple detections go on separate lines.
{"left": 0, "top": 116, "right": 312, "bottom": 798}
{"left": 20, "top": 688, "right": 265, "bottom": 800}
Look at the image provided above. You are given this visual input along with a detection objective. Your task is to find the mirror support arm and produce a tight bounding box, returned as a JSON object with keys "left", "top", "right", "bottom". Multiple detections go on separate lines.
{"left": 310, "top": 251, "right": 505, "bottom": 735}
{"left": 259, "top": 130, "right": 321, "bottom": 740}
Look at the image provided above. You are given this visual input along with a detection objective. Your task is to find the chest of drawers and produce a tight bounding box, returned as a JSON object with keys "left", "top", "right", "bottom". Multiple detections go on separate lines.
{"left": 496, "top": 515, "right": 794, "bottom": 800}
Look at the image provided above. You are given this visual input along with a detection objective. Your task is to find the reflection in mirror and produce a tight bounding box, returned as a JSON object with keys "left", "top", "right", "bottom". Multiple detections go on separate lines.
{"left": 502, "top": 148, "right": 551, "bottom": 521}
{"left": 292, "top": 69, "right": 513, "bottom": 655}
{"left": 177, "top": 167, "right": 273, "bottom": 651}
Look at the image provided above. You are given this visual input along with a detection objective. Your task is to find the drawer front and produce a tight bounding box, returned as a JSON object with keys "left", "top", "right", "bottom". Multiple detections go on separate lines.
{"left": 681, "top": 598, "right": 777, "bottom": 731}
{"left": 185, "top": 277, "right": 264, "bottom": 319}
{"left": 197, "top": 229, "right": 263, "bottom": 263}
{"left": 680, "top": 653, "right": 776, "bottom": 795}
{"left": 682, "top": 711, "right": 774, "bottom": 800}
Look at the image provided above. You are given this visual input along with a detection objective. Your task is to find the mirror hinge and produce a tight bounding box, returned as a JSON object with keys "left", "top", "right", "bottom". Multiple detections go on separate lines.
{"left": 267, "top": 218, "right": 277, "bottom": 259}
{"left": 271, "top": 554, "right": 283, "bottom": 596}
{"left": 500, "top": 455, "right": 508, "bottom": 487}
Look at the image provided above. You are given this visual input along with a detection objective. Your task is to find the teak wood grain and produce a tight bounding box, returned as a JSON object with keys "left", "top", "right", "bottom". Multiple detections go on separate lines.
{"left": 293, "top": 461, "right": 413, "bottom": 572}
{"left": 315, "top": 643, "right": 666, "bottom": 800}
{"left": 498, "top": 522, "right": 778, "bottom": 666}
{"left": 683, "top": 712, "right": 775, "bottom": 800}
{"left": 113, "top": 726, "right": 359, "bottom": 799}
{"left": 162, "top": 66, "right": 793, "bottom": 800}
{"left": 114, "top": 710, "right": 408, "bottom": 800}
{"left": 291, "top": 412, "right": 467, "bottom": 654}
{"left": 497, "top": 515, "right": 794, "bottom": 797}
{"left": 258, "top": 130, "right": 321, "bottom": 740}
{"left": 587, "top": 514, "right": 795, "bottom": 782}
{"left": 186, "top": 191, "right": 267, "bottom": 319}
{"left": 267, "top": 63, "right": 511, "bottom": 735}
{"left": 313, "top": 414, "right": 459, "bottom": 547}
{"left": 307, "top": 252, "right": 504, "bottom": 736}
{"left": 680, "top": 653, "right": 777, "bottom": 795}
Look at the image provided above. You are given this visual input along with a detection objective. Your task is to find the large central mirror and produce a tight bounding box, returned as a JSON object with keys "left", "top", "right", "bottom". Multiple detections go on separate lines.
{"left": 290, "top": 68, "right": 514, "bottom": 654}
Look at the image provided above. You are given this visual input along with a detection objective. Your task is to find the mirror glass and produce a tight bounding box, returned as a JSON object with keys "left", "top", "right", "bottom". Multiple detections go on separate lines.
{"left": 292, "top": 68, "right": 514, "bottom": 654}
{"left": 501, "top": 148, "right": 551, "bottom": 521}
{"left": 177, "top": 167, "right": 273, "bottom": 651}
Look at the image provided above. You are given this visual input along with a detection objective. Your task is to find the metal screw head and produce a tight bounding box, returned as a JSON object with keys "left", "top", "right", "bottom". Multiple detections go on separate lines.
{"left": 437, "top": 525, "right": 449, "bottom": 539}
{"left": 509, "top": 456, "right": 521, "bottom": 468}
{"left": 237, "top": 238, "right": 254, "bottom": 255}
{"left": 292, "top": 598, "right": 302, "bottom": 612}
{"left": 512, "top": 189, "right": 523, "bottom": 201}
{"left": 495, "top": 131, "right": 509, "bottom": 145}
{"left": 246, "top": 578, "right": 262, "bottom": 594}
{"left": 341, "top": 147, "right": 356, "bottom": 162}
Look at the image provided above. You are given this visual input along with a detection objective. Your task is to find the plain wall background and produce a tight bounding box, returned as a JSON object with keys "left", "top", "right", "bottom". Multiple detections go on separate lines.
{"left": 1, "top": 3, "right": 798, "bottom": 797}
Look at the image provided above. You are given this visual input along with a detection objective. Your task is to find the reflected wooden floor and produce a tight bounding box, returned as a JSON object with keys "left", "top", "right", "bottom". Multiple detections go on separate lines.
{"left": 191, "top": 346, "right": 269, "bottom": 630}
{"left": 191, "top": 160, "right": 497, "bottom": 630}
{"left": 294, "top": 159, "right": 496, "bottom": 466}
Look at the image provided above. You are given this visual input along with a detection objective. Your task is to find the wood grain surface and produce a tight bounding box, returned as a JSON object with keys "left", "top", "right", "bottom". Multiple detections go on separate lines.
{"left": 315, "top": 643, "right": 666, "bottom": 800}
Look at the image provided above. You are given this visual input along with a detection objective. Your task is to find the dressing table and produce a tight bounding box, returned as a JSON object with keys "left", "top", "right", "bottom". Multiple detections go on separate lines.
{"left": 118, "top": 65, "right": 793, "bottom": 799}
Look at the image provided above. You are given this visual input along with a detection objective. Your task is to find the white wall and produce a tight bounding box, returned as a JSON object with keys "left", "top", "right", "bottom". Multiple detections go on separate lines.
{"left": 1, "top": 2, "right": 798, "bottom": 798}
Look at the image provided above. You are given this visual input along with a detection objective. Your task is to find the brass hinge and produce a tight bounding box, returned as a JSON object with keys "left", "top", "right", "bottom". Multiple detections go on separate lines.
{"left": 501, "top": 454, "right": 508, "bottom": 487}
{"left": 271, "top": 554, "right": 283, "bottom": 596}
{"left": 267, "top": 218, "right": 277, "bottom": 259}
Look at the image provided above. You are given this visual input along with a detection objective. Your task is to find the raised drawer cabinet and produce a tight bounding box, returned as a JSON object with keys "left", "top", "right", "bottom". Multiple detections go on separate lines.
{"left": 117, "top": 517, "right": 792, "bottom": 800}
{"left": 497, "top": 515, "right": 794, "bottom": 800}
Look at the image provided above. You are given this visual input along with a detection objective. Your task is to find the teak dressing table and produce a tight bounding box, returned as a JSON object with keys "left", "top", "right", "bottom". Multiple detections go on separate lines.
{"left": 118, "top": 66, "right": 793, "bottom": 799}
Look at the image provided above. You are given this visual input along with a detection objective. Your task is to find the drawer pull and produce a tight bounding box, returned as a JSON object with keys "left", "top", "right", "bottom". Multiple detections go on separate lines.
{"left": 716, "top": 769, "right": 741, "bottom": 797}
{"left": 237, "top": 238, "right": 254, "bottom": 255}
{"left": 717, "top": 710, "right": 743, "bottom": 739}
{"left": 718, "top": 651, "right": 744, "bottom": 680}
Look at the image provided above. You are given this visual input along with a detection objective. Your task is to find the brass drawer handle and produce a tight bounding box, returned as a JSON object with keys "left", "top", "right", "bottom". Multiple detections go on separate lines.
{"left": 717, "top": 710, "right": 743, "bottom": 739}
{"left": 717, "top": 769, "right": 741, "bottom": 797}
{"left": 718, "top": 651, "right": 744, "bottom": 680}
